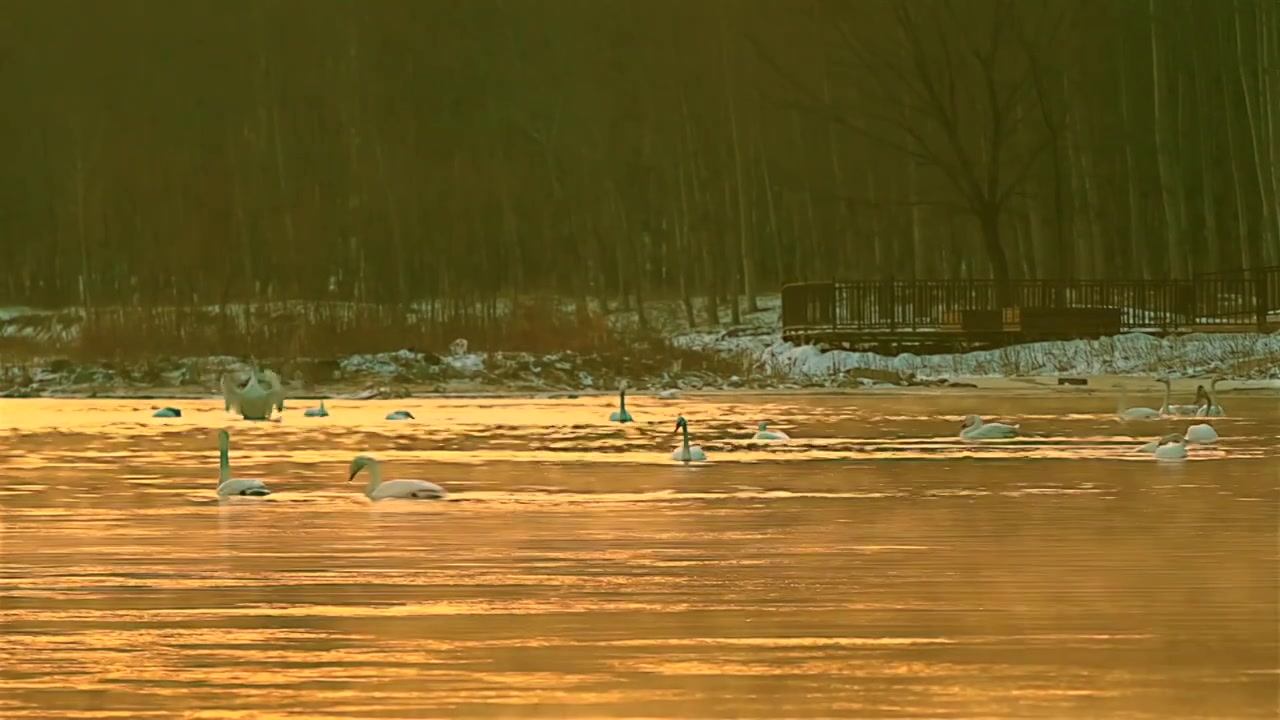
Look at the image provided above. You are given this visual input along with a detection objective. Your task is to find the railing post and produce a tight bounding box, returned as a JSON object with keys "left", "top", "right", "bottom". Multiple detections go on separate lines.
{"left": 1255, "top": 268, "right": 1268, "bottom": 332}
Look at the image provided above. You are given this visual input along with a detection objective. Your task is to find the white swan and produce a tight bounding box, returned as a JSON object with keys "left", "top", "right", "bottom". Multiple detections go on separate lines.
{"left": 348, "top": 455, "right": 447, "bottom": 500}
{"left": 233, "top": 373, "right": 278, "bottom": 421}
{"left": 1196, "top": 378, "right": 1225, "bottom": 416}
{"left": 304, "top": 400, "right": 329, "bottom": 417}
{"left": 385, "top": 410, "right": 414, "bottom": 421}
{"left": 222, "top": 370, "right": 280, "bottom": 421}
{"left": 1160, "top": 378, "right": 1202, "bottom": 416}
{"left": 152, "top": 407, "right": 181, "bottom": 418}
{"left": 1185, "top": 422, "right": 1219, "bottom": 444}
{"left": 657, "top": 389, "right": 682, "bottom": 400}
{"left": 1153, "top": 435, "right": 1189, "bottom": 460}
{"left": 260, "top": 369, "right": 288, "bottom": 412}
{"left": 1116, "top": 380, "right": 1166, "bottom": 420}
{"left": 670, "top": 415, "right": 707, "bottom": 463}
{"left": 959, "top": 414, "right": 1019, "bottom": 439}
{"left": 752, "top": 422, "right": 790, "bottom": 441}
{"left": 609, "top": 387, "right": 633, "bottom": 423}
{"left": 1138, "top": 432, "right": 1183, "bottom": 453}
{"left": 215, "top": 429, "right": 271, "bottom": 497}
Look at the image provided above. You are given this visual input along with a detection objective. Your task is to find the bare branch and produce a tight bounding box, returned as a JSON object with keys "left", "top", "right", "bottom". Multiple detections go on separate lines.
{"left": 996, "top": 136, "right": 1053, "bottom": 208}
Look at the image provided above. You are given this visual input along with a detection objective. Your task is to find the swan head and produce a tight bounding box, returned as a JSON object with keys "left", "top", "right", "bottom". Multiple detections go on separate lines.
{"left": 758, "top": 422, "right": 768, "bottom": 431}
{"left": 674, "top": 415, "right": 688, "bottom": 433}
{"left": 348, "top": 455, "right": 376, "bottom": 481}
{"left": 1194, "top": 384, "right": 1210, "bottom": 405}
{"left": 1157, "top": 433, "right": 1184, "bottom": 446}
{"left": 960, "top": 414, "right": 982, "bottom": 430}
{"left": 1156, "top": 377, "right": 1171, "bottom": 387}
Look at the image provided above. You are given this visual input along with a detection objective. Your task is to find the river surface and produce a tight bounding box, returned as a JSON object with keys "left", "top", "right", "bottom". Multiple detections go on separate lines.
{"left": 0, "top": 394, "right": 1276, "bottom": 719}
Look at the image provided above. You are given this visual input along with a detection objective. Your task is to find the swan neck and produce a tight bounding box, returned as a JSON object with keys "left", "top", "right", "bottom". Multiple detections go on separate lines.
{"left": 619, "top": 391, "right": 627, "bottom": 411}
{"left": 1161, "top": 382, "right": 1170, "bottom": 410}
{"left": 682, "top": 425, "right": 690, "bottom": 451}
{"left": 218, "top": 443, "right": 230, "bottom": 484}
{"left": 364, "top": 460, "right": 382, "bottom": 493}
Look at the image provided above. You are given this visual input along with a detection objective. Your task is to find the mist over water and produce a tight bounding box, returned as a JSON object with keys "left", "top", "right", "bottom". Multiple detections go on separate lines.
{"left": 1, "top": 394, "right": 1276, "bottom": 718}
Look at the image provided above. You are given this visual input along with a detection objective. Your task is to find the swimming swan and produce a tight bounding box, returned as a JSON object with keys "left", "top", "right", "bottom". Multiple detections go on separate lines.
{"left": 1196, "top": 378, "right": 1225, "bottom": 416}
{"left": 1184, "top": 422, "right": 1219, "bottom": 444}
{"left": 1138, "top": 433, "right": 1184, "bottom": 453}
{"left": 657, "top": 389, "right": 682, "bottom": 400}
{"left": 609, "top": 387, "right": 633, "bottom": 423}
{"left": 348, "top": 455, "right": 447, "bottom": 500}
{"left": 670, "top": 415, "right": 707, "bottom": 463}
{"left": 215, "top": 429, "right": 272, "bottom": 497}
{"left": 959, "top": 414, "right": 1020, "bottom": 439}
{"left": 386, "top": 410, "right": 415, "bottom": 420}
{"left": 752, "top": 422, "right": 790, "bottom": 441}
{"left": 1117, "top": 380, "right": 1167, "bottom": 420}
{"left": 1153, "top": 435, "right": 1188, "bottom": 460}
{"left": 1160, "top": 378, "right": 1203, "bottom": 416}
{"left": 304, "top": 400, "right": 329, "bottom": 417}
{"left": 152, "top": 407, "right": 181, "bottom": 418}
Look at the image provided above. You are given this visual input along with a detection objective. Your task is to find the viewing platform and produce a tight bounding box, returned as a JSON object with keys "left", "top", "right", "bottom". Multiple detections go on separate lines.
{"left": 781, "top": 267, "right": 1280, "bottom": 353}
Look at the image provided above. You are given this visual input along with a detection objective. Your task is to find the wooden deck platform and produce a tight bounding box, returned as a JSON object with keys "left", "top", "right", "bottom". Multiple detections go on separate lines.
{"left": 781, "top": 270, "right": 1280, "bottom": 352}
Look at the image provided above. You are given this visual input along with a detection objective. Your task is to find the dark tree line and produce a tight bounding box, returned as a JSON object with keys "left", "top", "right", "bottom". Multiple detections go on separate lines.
{"left": 0, "top": 0, "right": 1275, "bottom": 324}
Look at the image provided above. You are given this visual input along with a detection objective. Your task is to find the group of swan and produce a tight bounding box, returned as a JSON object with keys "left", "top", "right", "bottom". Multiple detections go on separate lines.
{"left": 1119, "top": 377, "right": 1225, "bottom": 420}
{"left": 216, "top": 429, "right": 446, "bottom": 501}
{"left": 219, "top": 369, "right": 416, "bottom": 421}
{"left": 606, "top": 387, "right": 787, "bottom": 463}
{"left": 1136, "top": 420, "right": 1220, "bottom": 458}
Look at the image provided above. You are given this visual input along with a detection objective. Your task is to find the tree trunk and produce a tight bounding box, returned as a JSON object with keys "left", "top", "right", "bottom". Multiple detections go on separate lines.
{"left": 1235, "top": 0, "right": 1276, "bottom": 269}
{"left": 1192, "top": 40, "right": 1220, "bottom": 272}
{"left": 1118, "top": 45, "right": 1146, "bottom": 279}
{"left": 675, "top": 146, "right": 697, "bottom": 329}
{"left": 760, "top": 150, "right": 785, "bottom": 286}
{"left": 1149, "top": 0, "right": 1186, "bottom": 278}
{"left": 719, "top": 15, "right": 757, "bottom": 313}
{"left": 978, "top": 206, "right": 1012, "bottom": 306}
{"left": 908, "top": 158, "right": 926, "bottom": 279}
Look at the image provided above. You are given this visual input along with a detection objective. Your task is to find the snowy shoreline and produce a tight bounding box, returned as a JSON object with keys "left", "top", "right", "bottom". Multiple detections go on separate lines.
{"left": 0, "top": 331, "right": 1276, "bottom": 401}
{"left": 1, "top": 294, "right": 1277, "bottom": 399}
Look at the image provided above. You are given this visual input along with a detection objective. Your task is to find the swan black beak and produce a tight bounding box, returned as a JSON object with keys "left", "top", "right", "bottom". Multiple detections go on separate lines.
{"left": 347, "top": 470, "right": 358, "bottom": 482}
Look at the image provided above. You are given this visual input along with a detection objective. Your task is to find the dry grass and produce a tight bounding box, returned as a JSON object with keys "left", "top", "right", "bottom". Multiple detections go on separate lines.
{"left": 55, "top": 298, "right": 760, "bottom": 373}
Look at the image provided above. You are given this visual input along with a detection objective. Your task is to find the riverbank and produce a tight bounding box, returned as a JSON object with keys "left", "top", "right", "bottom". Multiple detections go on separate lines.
{"left": 0, "top": 295, "right": 1277, "bottom": 399}
{"left": 1, "top": 345, "right": 1276, "bottom": 401}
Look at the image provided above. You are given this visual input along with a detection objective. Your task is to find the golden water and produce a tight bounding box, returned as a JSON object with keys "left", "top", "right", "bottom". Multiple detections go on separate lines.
{"left": 1, "top": 395, "right": 1276, "bottom": 718}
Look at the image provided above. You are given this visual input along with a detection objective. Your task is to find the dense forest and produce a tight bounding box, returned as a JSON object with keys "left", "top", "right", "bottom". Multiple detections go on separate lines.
{"left": 0, "top": 0, "right": 1276, "bottom": 323}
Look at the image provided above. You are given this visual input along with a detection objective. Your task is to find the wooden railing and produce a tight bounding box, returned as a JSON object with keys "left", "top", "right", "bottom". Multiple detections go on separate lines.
{"left": 782, "top": 267, "right": 1280, "bottom": 337}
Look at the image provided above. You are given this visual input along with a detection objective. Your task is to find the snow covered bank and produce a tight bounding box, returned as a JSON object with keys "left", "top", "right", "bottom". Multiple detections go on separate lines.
{"left": 759, "top": 332, "right": 1280, "bottom": 382}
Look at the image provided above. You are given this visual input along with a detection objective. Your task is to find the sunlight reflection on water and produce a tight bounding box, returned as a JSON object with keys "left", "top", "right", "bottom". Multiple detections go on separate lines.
{"left": 0, "top": 393, "right": 1276, "bottom": 718}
